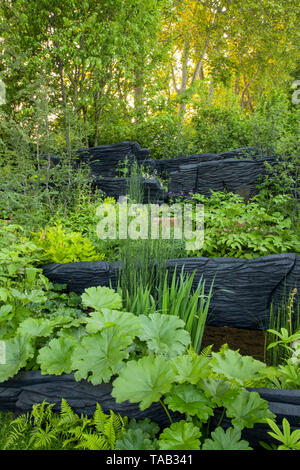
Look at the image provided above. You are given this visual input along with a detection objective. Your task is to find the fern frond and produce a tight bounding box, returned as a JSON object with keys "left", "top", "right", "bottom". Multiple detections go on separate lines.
{"left": 62, "top": 427, "right": 84, "bottom": 447}
{"left": 4, "top": 413, "right": 31, "bottom": 450}
{"left": 92, "top": 403, "right": 107, "bottom": 433}
{"left": 104, "top": 415, "right": 116, "bottom": 448}
{"left": 62, "top": 417, "right": 92, "bottom": 446}
{"left": 31, "top": 401, "right": 55, "bottom": 427}
{"left": 111, "top": 411, "right": 127, "bottom": 440}
{"left": 29, "top": 423, "right": 58, "bottom": 449}
{"left": 200, "top": 344, "right": 213, "bottom": 357}
{"left": 76, "top": 432, "right": 110, "bottom": 450}
{"left": 59, "top": 398, "right": 82, "bottom": 429}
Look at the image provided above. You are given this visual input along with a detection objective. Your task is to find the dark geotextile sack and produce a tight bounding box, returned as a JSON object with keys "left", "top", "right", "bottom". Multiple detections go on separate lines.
{"left": 0, "top": 371, "right": 181, "bottom": 427}
{"left": 166, "top": 254, "right": 299, "bottom": 329}
{"left": 76, "top": 141, "right": 150, "bottom": 178}
{"left": 42, "top": 254, "right": 299, "bottom": 330}
{"left": 144, "top": 153, "right": 221, "bottom": 176}
{"left": 167, "top": 156, "right": 276, "bottom": 198}
{"left": 35, "top": 145, "right": 278, "bottom": 203}
{"left": 93, "top": 176, "right": 166, "bottom": 203}
{"left": 42, "top": 260, "right": 120, "bottom": 294}
{"left": 143, "top": 146, "right": 264, "bottom": 178}
{"left": 0, "top": 371, "right": 299, "bottom": 449}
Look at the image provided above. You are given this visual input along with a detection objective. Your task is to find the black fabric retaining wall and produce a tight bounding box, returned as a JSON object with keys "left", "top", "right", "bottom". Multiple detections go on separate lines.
{"left": 93, "top": 176, "right": 166, "bottom": 203}
{"left": 92, "top": 156, "right": 275, "bottom": 203}
{"left": 0, "top": 371, "right": 299, "bottom": 450}
{"left": 42, "top": 254, "right": 300, "bottom": 331}
{"left": 143, "top": 153, "right": 222, "bottom": 175}
{"left": 76, "top": 141, "right": 150, "bottom": 178}
{"left": 0, "top": 371, "right": 180, "bottom": 426}
{"left": 181, "top": 156, "right": 275, "bottom": 198}
{"left": 75, "top": 143, "right": 262, "bottom": 179}
{"left": 68, "top": 142, "right": 277, "bottom": 201}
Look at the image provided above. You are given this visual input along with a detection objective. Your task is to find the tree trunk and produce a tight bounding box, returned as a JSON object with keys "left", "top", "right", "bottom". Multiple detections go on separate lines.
{"left": 134, "top": 64, "right": 144, "bottom": 123}
{"left": 178, "top": 39, "right": 190, "bottom": 116}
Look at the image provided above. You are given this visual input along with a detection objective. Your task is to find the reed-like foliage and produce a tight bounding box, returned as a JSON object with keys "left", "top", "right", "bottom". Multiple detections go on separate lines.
{"left": 119, "top": 159, "right": 212, "bottom": 353}
{"left": 264, "top": 288, "right": 299, "bottom": 366}
{"left": 121, "top": 267, "right": 214, "bottom": 354}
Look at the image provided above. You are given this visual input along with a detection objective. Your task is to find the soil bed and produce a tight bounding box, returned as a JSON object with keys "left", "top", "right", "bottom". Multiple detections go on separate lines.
{"left": 201, "top": 325, "right": 266, "bottom": 362}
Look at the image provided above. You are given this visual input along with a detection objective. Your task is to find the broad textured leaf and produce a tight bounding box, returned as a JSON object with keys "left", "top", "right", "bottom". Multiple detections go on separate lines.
{"left": 17, "top": 318, "right": 54, "bottom": 338}
{"left": 72, "top": 329, "right": 129, "bottom": 385}
{"left": 0, "top": 305, "right": 13, "bottom": 323}
{"left": 49, "top": 315, "right": 85, "bottom": 329}
{"left": 164, "top": 384, "right": 214, "bottom": 421}
{"left": 57, "top": 325, "right": 88, "bottom": 342}
{"left": 0, "top": 334, "right": 34, "bottom": 382}
{"left": 139, "top": 314, "right": 190, "bottom": 358}
{"left": 198, "top": 378, "right": 239, "bottom": 407}
{"left": 112, "top": 355, "right": 176, "bottom": 410}
{"left": 81, "top": 286, "right": 122, "bottom": 311}
{"left": 86, "top": 308, "right": 142, "bottom": 341}
{"left": 127, "top": 418, "right": 160, "bottom": 439}
{"left": 116, "top": 429, "right": 157, "bottom": 450}
{"left": 0, "top": 288, "right": 9, "bottom": 302}
{"left": 37, "top": 336, "right": 77, "bottom": 375}
{"left": 11, "top": 288, "right": 47, "bottom": 305}
{"left": 225, "top": 389, "right": 275, "bottom": 428}
{"left": 171, "top": 353, "right": 211, "bottom": 384}
{"left": 158, "top": 421, "right": 201, "bottom": 450}
{"left": 202, "top": 427, "right": 252, "bottom": 450}
{"left": 211, "top": 349, "right": 266, "bottom": 385}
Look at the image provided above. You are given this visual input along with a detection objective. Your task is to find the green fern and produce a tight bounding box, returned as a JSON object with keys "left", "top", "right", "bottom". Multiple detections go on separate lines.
{"left": 28, "top": 423, "right": 58, "bottom": 449}
{"left": 30, "top": 401, "right": 55, "bottom": 428}
{"left": 111, "top": 411, "right": 128, "bottom": 437}
{"left": 76, "top": 432, "right": 111, "bottom": 450}
{"left": 92, "top": 403, "right": 108, "bottom": 434}
{"left": 3, "top": 413, "right": 31, "bottom": 450}
{"left": 63, "top": 421, "right": 92, "bottom": 448}
{"left": 59, "top": 398, "right": 84, "bottom": 429}
{"left": 4, "top": 399, "right": 128, "bottom": 450}
{"left": 76, "top": 408, "right": 128, "bottom": 450}
{"left": 200, "top": 344, "right": 213, "bottom": 357}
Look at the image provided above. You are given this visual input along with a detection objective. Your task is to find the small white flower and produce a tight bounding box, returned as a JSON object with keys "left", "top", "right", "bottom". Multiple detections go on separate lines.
{"left": 291, "top": 340, "right": 300, "bottom": 365}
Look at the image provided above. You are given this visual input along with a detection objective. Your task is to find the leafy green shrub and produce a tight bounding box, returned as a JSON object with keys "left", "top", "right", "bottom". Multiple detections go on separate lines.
{"left": 191, "top": 103, "right": 250, "bottom": 154}
{"left": 4, "top": 399, "right": 127, "bottom": 450}
{"left": 0, "top": 285, "right": 191, "bottom": 383}
{"left": 1, "top": 282, "right": 299, "bottom": 451}
{"left": 132, "top": 113, "right": 193, "bottom": 159}
{"left": 262, "top": 418, "right": 300, "bottom": 450}
{"left": 0, "top": 222, "right": 42, "bottom": 274}
{"left": 111, "top": 345, "right": 277, "bottom": 450}
{"left": 32, "top": 224, "right": 105, "bottom": 263}
{"left": 171, "top": 191, "right": 300, "bottom": 258}
{"left": 48, "top": 196, "right": 121, "bottom": 263}
{"left": 248, "top": 91, "right": 299, "bottom": 157}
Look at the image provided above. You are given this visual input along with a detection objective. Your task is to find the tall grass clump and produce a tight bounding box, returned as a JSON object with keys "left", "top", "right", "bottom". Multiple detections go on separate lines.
{"left": 118, "top": 158, "right": 185, "bottom": 302}
{"left": 264, "top": 288, "right": 300, "bottom": 366}
{"left": 118, "top": 161, "right": 213, "bottom": 353}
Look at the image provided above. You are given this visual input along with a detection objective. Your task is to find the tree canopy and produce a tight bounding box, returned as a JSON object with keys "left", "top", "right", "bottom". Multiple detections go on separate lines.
{"left": 0, "top": 0, "right": 299, "bottom": 155}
